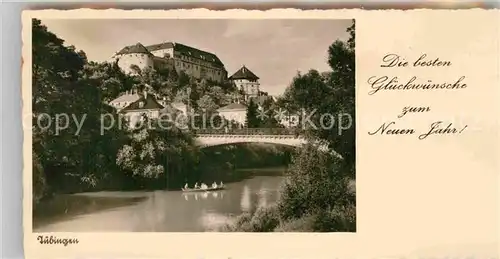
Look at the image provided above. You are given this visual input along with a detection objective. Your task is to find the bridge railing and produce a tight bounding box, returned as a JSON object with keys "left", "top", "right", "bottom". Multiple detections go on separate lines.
{"left": 192, "top": 128, "right": 305, "bottom": 136}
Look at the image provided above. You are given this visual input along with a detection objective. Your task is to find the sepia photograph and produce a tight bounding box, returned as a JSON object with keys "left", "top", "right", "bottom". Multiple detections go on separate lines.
{"left": 31, "top": 18, "right": 356, "bottom": 232}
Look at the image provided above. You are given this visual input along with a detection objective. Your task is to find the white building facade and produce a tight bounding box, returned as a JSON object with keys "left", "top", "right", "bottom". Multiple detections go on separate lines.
{"left": 111, "top": 42, "right": 227, "bottom": 83}
{"left": 111, "top": 43, "right": 155, "bottom": 75}
{"left": 217, "top": 103, "right": 247, "bottom": 126}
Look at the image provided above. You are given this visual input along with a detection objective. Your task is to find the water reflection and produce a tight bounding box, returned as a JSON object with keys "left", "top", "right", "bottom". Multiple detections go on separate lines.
{"left": 34, "top": 175, "right": 285, "bottom": 232}
{"left": 240, "top": 185, "right": 251, "bottom": 212}
{"left": 258, "top": 190, "right": 268, "bottom": 208}
{"left": 182, "top": 191, "right": 225, "bottom": 201}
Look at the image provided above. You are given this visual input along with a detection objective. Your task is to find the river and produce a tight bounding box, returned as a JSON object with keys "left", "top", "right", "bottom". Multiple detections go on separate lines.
{"left": 33, "top": 169, "right": 286, "bottom": 232}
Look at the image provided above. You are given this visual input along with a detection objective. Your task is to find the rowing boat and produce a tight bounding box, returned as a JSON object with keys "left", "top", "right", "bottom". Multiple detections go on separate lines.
{"left": 181, "top": 186, "right": 225, "bottom": 193}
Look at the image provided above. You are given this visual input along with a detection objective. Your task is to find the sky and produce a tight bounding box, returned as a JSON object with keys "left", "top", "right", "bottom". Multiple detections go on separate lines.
{"left": 41, "top": 19, "right": 351, "bottom": 96}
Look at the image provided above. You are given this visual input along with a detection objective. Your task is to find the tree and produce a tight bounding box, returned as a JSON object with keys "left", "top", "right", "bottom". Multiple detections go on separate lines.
{"left": 116, "top": 120, "right": 197, "bottom": 188}
{"left": 32, "top": 19, "right": 129, "bottom": 197}
{"left": 279, "top": 19, "right": 355, "bottom": 170}
{"left": 321, "top": 19, "right": 355, "bottom": 169}
{"left": 246, "top": 99, "right": 259, "bottom": 128}
{"left": 32, "top": 18, "right": 88, "bottom": 191}
{"left": 79, "top": 61, "right": 134, "bottom": 103}
{"left": 197, "top": 95, "right": 219, "bottom": 114}
{"left": 177, "top": 70, "right": 191, "bottom": 89}
{"left": 116, "top": 127, "right": 166, "bottom": 179}
{"left": 206, "top": 86, "right": 225, "bottom": 104}
{"left": 277, "top": 145, "right": 355, "bottom": 225}
{"left": 258, "top": 98, "right": 280, "bottom": 128}
{"left": 32, "top": 152, "right": 47, "bottom": 207}
{"left": 283, "top": 70, "right": 331, "bottom": 114}
{"left": 279, "top": 20, "right": 357, "bottom": 230}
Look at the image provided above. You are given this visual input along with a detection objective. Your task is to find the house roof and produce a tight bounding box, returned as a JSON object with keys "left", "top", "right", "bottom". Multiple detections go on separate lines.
{"left": 145, "top": 42, "right": 224, "bottom": 68}
{"left": 229, "top": 66, "right": 259, "bottom": 80}
{"left": 116, "top": 43, "right": 153, "bottom": 56}
{"left": 217, "top": 102, "right": 247, "bottom": 111}
{"left": 120, "top": 94, "right": 164, "bottom": 112}
{"left": 160, "top": 104, "right": 182, "bottom": 116}
{"left": 110, "top": 93, "right": 141, "bottom": 104}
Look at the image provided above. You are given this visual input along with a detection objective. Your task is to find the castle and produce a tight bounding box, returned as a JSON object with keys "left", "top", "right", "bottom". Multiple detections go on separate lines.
{"left": 110, "top": 42, "right": 279, "bottom": 126}
{"left": 111, "top": 42, "right": 228, "bottom": 83}
{"left": 111, "top": 42, "right": 264, "bottom": 101}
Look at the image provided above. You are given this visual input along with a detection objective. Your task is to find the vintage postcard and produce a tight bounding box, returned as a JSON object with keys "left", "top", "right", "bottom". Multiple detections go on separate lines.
{"left": 23, "top": 8, "right": 498, "bottom": 259}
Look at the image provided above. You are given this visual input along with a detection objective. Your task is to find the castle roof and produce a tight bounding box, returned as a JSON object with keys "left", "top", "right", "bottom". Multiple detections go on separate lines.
{"left": 217, "top": 102, "right": 247, "bottom": 111}
{"left": 146, "top": 42, "right": 175, "bottom": 51}
{"left": 116, "top": 43, "right": 152, "bottom": 56}
{"left": 145, "top": 42, "right": 224, "bottom": 68}
{"left": 120, "top": 94, "right": 164, "bottom": 112}
{"left": 229, "top": 66, "right": 259, "bottom": 80}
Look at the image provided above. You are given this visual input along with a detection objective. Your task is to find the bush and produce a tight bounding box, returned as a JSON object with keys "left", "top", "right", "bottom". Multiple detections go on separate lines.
{"left": 220, "top": 212, "right": 253, "bottom": 232}
{"left": 221, "top": 206, "right": 280, "bottom": 232}
{"left": 274, "top": 215, "right": 316, "bottom": 232}
{"left": 310, "top": 205, "right": 356, "bottom": 232}
{"left": 276, "top": 143, "right": 356, "bottom": 232}
{"left": 220, "top": 143, "right": 356, "bottom": 233}
{"left": 274, "top": 206, "right": 356, "bottom": 232}
{"left": 248, "top": 206, "right": 280, "bottom": 232}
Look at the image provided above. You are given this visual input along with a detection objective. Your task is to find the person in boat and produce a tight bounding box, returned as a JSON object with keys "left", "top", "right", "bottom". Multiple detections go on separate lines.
{"left": 220, "top": 181, "right": 224, "bottom": 187}
{"left": 201, "top": 183, "right": 208, "bottom": 189}
{"left": 194, "top": 182, "right": 199, "bottom": 189}
{"left": 212, "top": 182, "right": 217, "bottom": 188}
{"left": 184, "top": 183, "right": 188, "bottom": 190}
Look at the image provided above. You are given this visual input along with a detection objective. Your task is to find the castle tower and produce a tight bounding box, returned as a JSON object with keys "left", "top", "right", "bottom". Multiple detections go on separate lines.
{"left": 229, "top": 65, "right": 260, "bottom": 102}
{"left": 112, "top": 42, "right": 154, "bottom": 75}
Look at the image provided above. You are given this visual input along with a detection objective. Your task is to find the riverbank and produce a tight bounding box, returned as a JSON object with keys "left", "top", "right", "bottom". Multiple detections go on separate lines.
{"left": 234, "top": 167, "right": 288, "bottom": 173}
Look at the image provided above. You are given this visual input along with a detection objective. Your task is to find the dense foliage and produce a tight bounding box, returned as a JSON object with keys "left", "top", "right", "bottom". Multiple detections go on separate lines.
{"left": 223, "top": 19, "right": 356, "bottom": 232}
{"left": 245, "top": 98, "right": 260, "bottom": 128}
{"left": 31, "top": 19, "right": 290, "bottom": 208}
{"left": 279, "top": 20, "right": 355, "bottom": 170}
{"left": 33, "top": 19, "right": 128, "bottom": 201}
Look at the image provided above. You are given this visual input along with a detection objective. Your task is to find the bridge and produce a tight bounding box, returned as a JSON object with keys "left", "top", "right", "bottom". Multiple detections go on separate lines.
{"left": 192, "top": 128, "right": 329, "bottom": 151}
